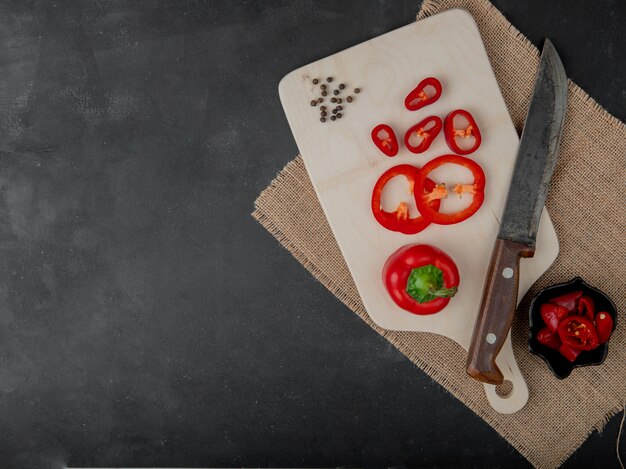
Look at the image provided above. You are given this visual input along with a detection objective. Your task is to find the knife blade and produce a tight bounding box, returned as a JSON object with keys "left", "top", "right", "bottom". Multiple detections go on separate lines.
{"left": 466, "top": 39, "right": 568, "bottom": 385}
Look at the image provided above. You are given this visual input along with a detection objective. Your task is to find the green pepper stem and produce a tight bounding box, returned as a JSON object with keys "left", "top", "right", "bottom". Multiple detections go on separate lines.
{"left": 405, "top": 264, "right": 458, "bottom": 304}
{"left": 429, "top": 286, "right": 458, "bottom": 298}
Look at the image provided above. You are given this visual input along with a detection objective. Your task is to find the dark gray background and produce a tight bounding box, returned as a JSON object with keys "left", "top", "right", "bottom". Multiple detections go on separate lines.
{"left": 0, "top": 1, "right": 624, "bottom": 468}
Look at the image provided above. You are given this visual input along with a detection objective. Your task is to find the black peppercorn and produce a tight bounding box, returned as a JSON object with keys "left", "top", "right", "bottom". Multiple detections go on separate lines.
{"left": 321, "top": 91, "right": 327, "bottom": 96}
{"left": 320, "top": 106, "right": 326, "bottom": 111}
{"left": 347, "top": 96, "right": 353, "bottom": 103}
{"left": 326, "top": 77, "right": 333, "bottom": 82}
{"left": 330, "top": 115, "right": 336, "bottom": 121}
{"left": 333, "top": 90, "right": 339, "bottom": 95}
{"left": 320, "top": 84, "right": 327, "bottom": 90}
{"left": 312, "top": 78, "right": 319, "bottom": 85}
{"left": 320, "top": 117, "right": 326, "bottom": 122}
{"left": 310, "top": 100, "right": 317, "bottom": 106}
{"left": 317, "top": 97, "right": 323, "bottom": 103}
{"left": 336, "top": 113, "right": 342, "bottom": 119}
{"left": 330, "top": 97, "right": 336, "bottom": 103}
{"left": 321, "top": 111, "right": 327, "bottom": 117}
{"left": 336, "top": 98, "right": 342, "bottom": 104}
{"left": 332, "top": 108, "right": 338, "bottom": 114}
{"left": 339, "top": 83, "right": 345, "bottom": 90}
{"left": 337, "top": 106, "right": 343, "bottom": 111}
{"left": 354, "top": 88, "right": 361, "bottom": 94}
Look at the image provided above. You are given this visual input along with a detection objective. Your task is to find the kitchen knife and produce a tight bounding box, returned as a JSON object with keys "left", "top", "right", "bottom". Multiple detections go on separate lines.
{"left": 466, "top": 39, "right": 568, "bottom": 385}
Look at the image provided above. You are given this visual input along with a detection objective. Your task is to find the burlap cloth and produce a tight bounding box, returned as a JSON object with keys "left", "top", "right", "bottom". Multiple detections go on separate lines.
{"left": 252, "top": 0, "right": 626, "bottom": 466}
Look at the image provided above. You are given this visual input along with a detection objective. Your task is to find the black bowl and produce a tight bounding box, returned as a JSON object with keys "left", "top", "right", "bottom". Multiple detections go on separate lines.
{"left": 528, "top": 277, "right": 617, "bottom": 379}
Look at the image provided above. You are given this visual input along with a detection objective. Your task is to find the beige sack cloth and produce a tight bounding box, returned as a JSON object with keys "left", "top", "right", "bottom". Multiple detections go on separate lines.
{"left": 253, "top": 0, "right": 626, "bottom": 466}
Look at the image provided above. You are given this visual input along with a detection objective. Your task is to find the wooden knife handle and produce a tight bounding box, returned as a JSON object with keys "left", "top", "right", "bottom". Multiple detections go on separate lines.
{"left": 466, "top": 238, "right": 534, "bottom": 385}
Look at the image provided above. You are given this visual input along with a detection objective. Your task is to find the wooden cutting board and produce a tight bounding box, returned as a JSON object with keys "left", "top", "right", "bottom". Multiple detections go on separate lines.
{"left": 278, "top": 9, "right": 559, "bottom": 414}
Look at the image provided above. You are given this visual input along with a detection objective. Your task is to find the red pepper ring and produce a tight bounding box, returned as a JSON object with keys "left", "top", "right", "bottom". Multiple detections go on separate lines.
{"left": 404, "top": 116, "right": 442, "bottom": 154}
{"left": 371, "top": 164, "right": 441, "bottom": 234}
{"left": 414, "top": 154, "right": 486, "bottom": 225}
{"left": 371, "top": 124, "right": 399, "bottom": 157}
{"left": 557, "top": 315, "right": 600, "bottom": 351}
{"left": 444, "top": 109, "right": 482, "bottom": 155}
{"left": 404, "top": 77, "right": 442, "bottom": 111}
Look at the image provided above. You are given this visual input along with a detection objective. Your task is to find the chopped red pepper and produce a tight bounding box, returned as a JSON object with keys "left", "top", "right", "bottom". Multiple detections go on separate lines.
{"left": 595, "top": 312, "right": 614, "bottom": 344}
{"left": 559, "top": 344, "right": 582, "bottom": 363}
{"left": 371, "top": 124, "right": 399, "bottom": 157}
{"left": 540, "top": 303, "right": 569, "bottom": 333}
{"left": 557, "top": 315, "right": 599, "bottom": 351}
{"left": 444, "top": 109, "right": 482, "bottom": 155}
{"left": 577, "top": 295, "right": 595, "bottom": 321}
{"left": 404, "top": 77, "right": 442, "bottom": 111}
{"left": 383, "top": 244, "right": 459, "bottom": 315}
{"left": 371, "top": 164, "right": 441, "bottom": 234}
{"left": 549, "top": 290, "right": 583, "bottom": 314}
{"left": 535, "top": 291, "right": 614, "bottom": 362}
{"left": 414, "top": 154, "right": 486, "bottom": 225}
{"left": 536, "top": 327, "right": 562, "bottom": 350}
{"left": 404, "top": 116, "right": 442, "bottom": 154}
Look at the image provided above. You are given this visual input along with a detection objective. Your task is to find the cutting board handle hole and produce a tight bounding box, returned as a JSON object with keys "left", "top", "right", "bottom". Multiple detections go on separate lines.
{"left": 495, "top": 380, "right": 513, "bottom": 398}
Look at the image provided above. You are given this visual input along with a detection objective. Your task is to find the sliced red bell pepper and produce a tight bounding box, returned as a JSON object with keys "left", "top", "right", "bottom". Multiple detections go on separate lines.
{"left": 540, "top": 303, "right": 569, "bottom": 333}
{"left": 536, "top": 327, "right": 561, "bottom": 350}
{"left": 557, "top": 315, "right": 599, "bottom": 351}
{"left": 371, "top": 164, "right": 441, "bottom": 234}
{"left": 549, "top": 290, "right": 582, "bottom": 314}
{"left": 383, "top": 244, "right": 460, "bottom": 315}
{"left": 371, "top": 124, "right": 399, "bottom": 157}
{"left": 414, "top": 154, "right": 486, "bottom": 225}
{"left": 404, "top": 77, "right": 442, "bottom": 111}
{"left": 577, "top": 295, "right": 595, "bottom": 321}
{"left": 444, "top": 109, "right": 482, "bottom": 155}
{"left": 559, "top": 344, "right": 582, "bottom": 363}
{"left": 595, "top": 311, "right": 614, "bottom": 344}
{"left": 404, "top": 116, "right": 442, "bottom": 154}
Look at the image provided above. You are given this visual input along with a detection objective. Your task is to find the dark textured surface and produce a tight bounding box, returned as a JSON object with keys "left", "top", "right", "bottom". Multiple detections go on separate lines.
{"left": 0, "top": 1, "right": 623, "bottom": 468}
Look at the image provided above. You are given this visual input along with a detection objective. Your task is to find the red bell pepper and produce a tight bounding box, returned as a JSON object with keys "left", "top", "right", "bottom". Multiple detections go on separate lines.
{"left": 383, "top": 244, "right": 459, "bottom": 315}
{"left": 371, "top": 165, "right": 441, "bottom": 234}
{"left": 595, "top": 312, "right": 614, "bottom": 344}
{"left": 540, "top": 303, "right": 569, "bottom": 333}
{"left": 404, "top": 77, "right": 442, "bottom": 111}
{"left": 414, "top": 154, "right": 486, "bottom": 225}
{"left": 576, "top": 295, "right": 595, "bottom": 321}
{"left": 557, "top": 315, "right": 600, "bottom": 351}
{"left": 404, "top": 116, "right": 442, "bottom": 154}
{"left": 548, "top": 290, "right": 582, "bottom": 314}
{"left": 536, "top": 327, "right": 561, "bottom": 350}
{"left": 559, "top": 344, "right": 582, "bottom": 363}
{"left": 371, "top": 124, "right": 399, "bottom": 157}
{"left": 444, "top": 109, "right": 482, "bottom": 155}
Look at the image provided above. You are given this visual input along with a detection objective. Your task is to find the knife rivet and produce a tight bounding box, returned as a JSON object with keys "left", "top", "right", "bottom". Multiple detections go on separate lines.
{"left": 486, "top": 333, "right": 497, "bottom": 344}
{"left": 502, "top": 267, "right": 514, "bottom": 279}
